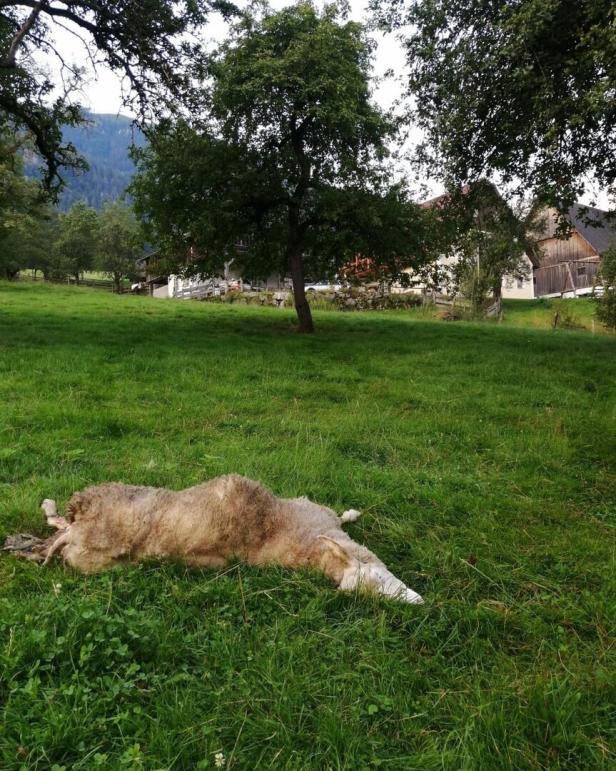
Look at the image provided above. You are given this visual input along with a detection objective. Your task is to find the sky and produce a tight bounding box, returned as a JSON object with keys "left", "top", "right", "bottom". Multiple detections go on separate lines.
{"left": 35, "top": 0, "right": 609, "bottom": 208}
{"left": 46, "top": 0, "right": 405, "bottom": 116}
{"left": 38, "top": 0, "right": 436, "bottom": 192}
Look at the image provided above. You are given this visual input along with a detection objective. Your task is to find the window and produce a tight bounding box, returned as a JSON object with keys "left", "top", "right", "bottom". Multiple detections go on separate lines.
{"left": 577, "top": 265, "right": 586, "bottom": 276}
{"left": 516, "top": 278, "right": 524, "bottom": 289}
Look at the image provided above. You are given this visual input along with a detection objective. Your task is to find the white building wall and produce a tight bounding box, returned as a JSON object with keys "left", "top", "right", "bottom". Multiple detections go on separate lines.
{"left": 392, "top": 254, "right": 457, "bottom": 295}
{"left": 152, "top": 284, "right": 170, "bottom": 298}
{"left": 501, "top": 255, "right": 536, "bottom": 299}
{"left": 396, "top": 252, "right": 537, "bottom": 300}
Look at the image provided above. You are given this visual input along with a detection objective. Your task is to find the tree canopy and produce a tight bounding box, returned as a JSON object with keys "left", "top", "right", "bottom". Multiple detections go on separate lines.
{"left": 423, "top": 183, "right": 537, "bottom": 312}
{"left": 372, "top": 0, "right": 616, "bottom": 212}
{"left": 0, "top": 0, "right": 234, "bottom": 196}
{"left": 53, "top": 200, "right": 99, "bottom": 282}
{"left": 133, "top": 2, "right": 430, "bottom": 332}
{"left": 96, "top": 200, "right": 141, "bottom": 290}
{"left": 0, "top": 130, "right": 51, "bottom": 278}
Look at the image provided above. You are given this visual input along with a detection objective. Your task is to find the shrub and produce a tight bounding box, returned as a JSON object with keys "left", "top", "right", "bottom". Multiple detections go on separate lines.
{"left": 595, "top": 244, "right": 616, "bottom": 331}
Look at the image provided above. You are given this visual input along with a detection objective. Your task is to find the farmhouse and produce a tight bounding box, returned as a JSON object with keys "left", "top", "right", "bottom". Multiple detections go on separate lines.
{"left": 135, "top": 251, "right": 170, "bottom": 297}
{"left": 411, "top": 191, "right": 616, "bottom": 300}
{"left": 141, "top": 194, "right": 615, "bottom": 303}
{"left": 137, "top": 245, "right": 289, "bottom": 299}
{"left": 508, "top": 203, "right": 616, "bottom": 299}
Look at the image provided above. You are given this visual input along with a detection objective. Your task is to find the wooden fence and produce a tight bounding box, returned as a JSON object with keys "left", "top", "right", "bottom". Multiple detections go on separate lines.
{"left": 422, "top": 291, "right": 501, "bottom": 318}
{"left": 172, "top": 284, "right": 219, "bottom": 300}
{"left": 15, "top": 273, "right": 131, "bottom": 293}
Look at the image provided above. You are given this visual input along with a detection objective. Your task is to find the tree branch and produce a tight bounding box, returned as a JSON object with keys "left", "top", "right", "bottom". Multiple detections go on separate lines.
{"left": 6, "top": 1, "right": 100, "bottom": 37}
{"left": 3, "top": 0, "right": 48, "bottom": 66}
{"left": 48, "top": 16, "right": 101, "bottom": 72}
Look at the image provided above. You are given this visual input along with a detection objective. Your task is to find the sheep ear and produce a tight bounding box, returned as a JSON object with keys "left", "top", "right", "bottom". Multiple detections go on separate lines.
{"left": 317, "top": 535, "right": 351, "bottom": 569}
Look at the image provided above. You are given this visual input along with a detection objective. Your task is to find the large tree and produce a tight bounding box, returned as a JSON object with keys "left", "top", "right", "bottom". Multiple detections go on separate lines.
{"left": 53, "top": 199, "right": 98, "bottom": 282}
{"left": 372, "top": 0, "right": 616, "bottom": 212}
{"left": 0, "top": 130, "right": 49, "bottom": 278}
{"left": 96, "top": 200, "right": 141, "bottom": 291}
{"left": 132, "top": 3, "right": 430, "bottom": 332}
{"left": 426, "top": 183, "right": 537, "bottom": 313}
{"left": 0, "top": 0, "right": 234, "bottom": 196}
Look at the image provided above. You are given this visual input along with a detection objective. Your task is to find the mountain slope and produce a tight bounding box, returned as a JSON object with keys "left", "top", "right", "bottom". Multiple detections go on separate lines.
{"left": 26, "top": 112, "right": 145, "bottom": 210}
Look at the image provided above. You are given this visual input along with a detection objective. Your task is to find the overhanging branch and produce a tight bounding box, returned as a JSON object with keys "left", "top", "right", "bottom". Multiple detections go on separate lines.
{"left": 3, "top": 0, "right": 49, "bottom": 66}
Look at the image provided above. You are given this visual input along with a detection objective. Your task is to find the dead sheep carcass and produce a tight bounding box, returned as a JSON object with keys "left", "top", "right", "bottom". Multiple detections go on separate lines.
{"left": 3, "top": 474, "right": 423, "bottom": 604}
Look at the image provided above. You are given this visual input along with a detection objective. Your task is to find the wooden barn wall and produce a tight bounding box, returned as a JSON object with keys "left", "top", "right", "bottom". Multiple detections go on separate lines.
{"left": 534, "top": 260, "right": 600, "bottom": 296}
{"left": 538, "top": 232, "right": 596, "bottom": 265}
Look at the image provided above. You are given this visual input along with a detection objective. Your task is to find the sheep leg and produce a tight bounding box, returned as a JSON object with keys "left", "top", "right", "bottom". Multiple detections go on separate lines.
{"left": 42, "top": 529, "right": 71, "bottom": 565}
{"left": 340, "top": 509, "right": 361, "bottom": 524}
{"left": 365, "top": 566, "right": 424, "bottom": 605}
{"left": 42, "top": 499, "right": 70, "bottom": 530}
{"left": 2, "top": 499, "right": 71, "bottom": 562}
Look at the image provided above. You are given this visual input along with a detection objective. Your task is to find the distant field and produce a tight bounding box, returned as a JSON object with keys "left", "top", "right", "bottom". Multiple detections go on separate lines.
{"left": 18, "top": 271, "right": 130, "bottom": 286}
{"left": 373, "top": 296, "right": 605, "bottom": 334}
{"left": 216, "top": 289, "right": 608, "bottom": 335}
{"left": 0, "top": 282, "right": 615, "bottom": 769}
{"left": 500, "top": 297, "right": 602, "bottom": 332}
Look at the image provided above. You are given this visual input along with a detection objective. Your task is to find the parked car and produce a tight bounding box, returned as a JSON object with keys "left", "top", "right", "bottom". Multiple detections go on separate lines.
{"left": 305, "top": 280, "right": 342, "bottom": 292}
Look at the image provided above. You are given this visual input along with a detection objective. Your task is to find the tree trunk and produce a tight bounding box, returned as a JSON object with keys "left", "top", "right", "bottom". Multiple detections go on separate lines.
{"left": 289, "top": 248, "right": 314, "bottom": 333}
{"left": 286, "top": 200, "right": 314, "bottom": 333}
{"left": 74, "top": 272, "right": 80, "bottom": 285}
{"left": 492, "top": 281, "right": 503, "bottom": 322}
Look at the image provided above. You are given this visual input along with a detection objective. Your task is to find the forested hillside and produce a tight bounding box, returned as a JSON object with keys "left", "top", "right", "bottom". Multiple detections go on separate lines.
{"left": 26, "top": 113, "right": 144, "bottom": 210}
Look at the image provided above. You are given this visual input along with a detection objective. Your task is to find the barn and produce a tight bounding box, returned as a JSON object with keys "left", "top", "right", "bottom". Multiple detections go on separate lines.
{"left": 526, "top": 204, "right": 616, "bottom": 298}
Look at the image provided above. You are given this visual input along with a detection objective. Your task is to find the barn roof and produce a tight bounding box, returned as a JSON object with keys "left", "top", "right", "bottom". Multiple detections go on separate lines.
{"left": 567, "top": 204, "right": 616, "bottom": 255}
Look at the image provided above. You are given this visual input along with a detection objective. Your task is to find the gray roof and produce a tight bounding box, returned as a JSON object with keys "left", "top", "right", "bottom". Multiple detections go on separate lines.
{"left": 567, "top": 204, "right": 616, "bottom": 255}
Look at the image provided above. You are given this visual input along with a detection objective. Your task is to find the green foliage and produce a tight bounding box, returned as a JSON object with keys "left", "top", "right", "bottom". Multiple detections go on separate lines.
{"left": 0, "top": 282, "right": 615, "bottom": 768}
{"left": 1, "top": 1, "right": 232, "bottom": 197}
{"left": 430, "top": 184, "right": 534, "bottom": 314}
{"left": 595, "top": 244, "right": 616, "bottom": 330}
{"left": 373, "top": 0, "right": 616, "bottom": 210}
{"left": 96, "top": 201, "right": 141, "bottom": 289}
{"left": 52, "top": 201, "right": 99, "bottom": 281}
{"left": 133, "top": 3, "right": 430, "bottom": 332}
{"left": 0, "top": 133, "right": 52, "bottom": 278}
{"left": 453, "top": 220, "right": 527, "bottom": 315}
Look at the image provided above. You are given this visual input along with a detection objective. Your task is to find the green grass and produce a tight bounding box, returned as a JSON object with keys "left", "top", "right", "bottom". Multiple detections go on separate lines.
{"left": 0, "top": 282, "right": 615, "bottom": 770}
{"left": 376, "top": 296, "right": 607, "bottom": 334}
{"left": 306, "top": 292, "right": 608, "bottom": 334}
{"left": 500, "top": 297, "right": 604, "bottom": 333}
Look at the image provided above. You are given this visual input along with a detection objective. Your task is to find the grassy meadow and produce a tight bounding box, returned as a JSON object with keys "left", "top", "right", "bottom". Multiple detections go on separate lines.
{"left": 0, "top": 281, "right": 615, "bottom": 770}
{"left": 360, "top": 296, "right": 605, "bottom": 334}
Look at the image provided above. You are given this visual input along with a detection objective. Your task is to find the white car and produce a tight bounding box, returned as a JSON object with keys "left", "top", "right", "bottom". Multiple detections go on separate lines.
{"left": 305, "top": 280, "right": 342, "bottom": 292}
